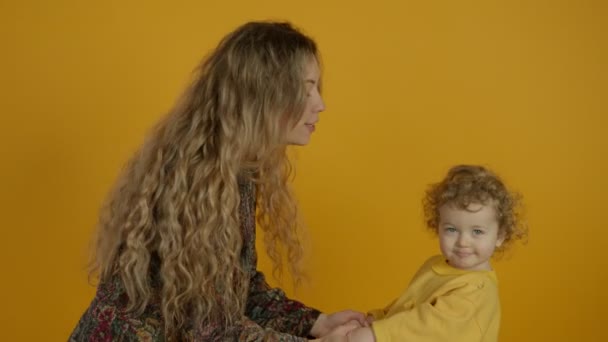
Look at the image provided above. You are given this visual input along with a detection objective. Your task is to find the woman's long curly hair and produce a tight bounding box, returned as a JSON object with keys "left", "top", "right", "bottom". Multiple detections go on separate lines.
{"left": 89, "top": 21, "right": 319, "bottom": 337}
{"left": 423, "top": 165, "right": 528, "bottom": 251}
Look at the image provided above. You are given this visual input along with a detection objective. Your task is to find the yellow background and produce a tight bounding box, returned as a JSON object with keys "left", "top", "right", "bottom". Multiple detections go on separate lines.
{"left": 1, "top": 0, "right": 606, "bottom": 340}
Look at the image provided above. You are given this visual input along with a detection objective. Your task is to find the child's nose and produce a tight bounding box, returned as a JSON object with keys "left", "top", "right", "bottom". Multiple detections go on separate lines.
{"left": 456, "top": 234, "right": 470, "bottom": 246}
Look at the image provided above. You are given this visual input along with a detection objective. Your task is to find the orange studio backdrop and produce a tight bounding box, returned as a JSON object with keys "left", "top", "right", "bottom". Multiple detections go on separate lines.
{"left": 1, "top": 1, "right": 606, "bottom": 341}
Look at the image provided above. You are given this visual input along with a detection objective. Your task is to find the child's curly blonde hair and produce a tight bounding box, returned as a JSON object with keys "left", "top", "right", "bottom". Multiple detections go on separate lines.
{"left": 423, "top": 165, "right": 528, "bottom": 251}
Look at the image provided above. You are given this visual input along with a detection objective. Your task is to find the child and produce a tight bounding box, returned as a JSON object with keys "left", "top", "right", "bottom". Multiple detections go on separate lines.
{"left": 347, "top": 165, "right": 528, "bottom": 342}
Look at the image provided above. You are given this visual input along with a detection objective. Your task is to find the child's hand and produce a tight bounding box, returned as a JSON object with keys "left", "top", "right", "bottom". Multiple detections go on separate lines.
{"left": 312, "top": 321, "right": 360, "bottom": 342}
{"left": 346, "top": 327, "right": 376, "bottom": 342}
{"left": 365, "top": 314, "right": 375, "bottom": 324}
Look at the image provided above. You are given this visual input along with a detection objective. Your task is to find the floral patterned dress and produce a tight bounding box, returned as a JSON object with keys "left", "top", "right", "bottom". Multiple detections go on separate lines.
{"left": 69, "top": 181, "right": 321, "bottom": 341}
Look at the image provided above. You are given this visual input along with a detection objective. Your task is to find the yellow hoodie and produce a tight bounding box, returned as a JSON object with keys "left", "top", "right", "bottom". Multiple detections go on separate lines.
{"left": 370, "top": 255, "right": 500, "bottom": 341}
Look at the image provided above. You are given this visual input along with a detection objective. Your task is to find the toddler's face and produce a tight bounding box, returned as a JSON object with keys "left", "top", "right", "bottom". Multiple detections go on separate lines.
{"left": 437, "top": 202, "right": 504, "bottom": 271}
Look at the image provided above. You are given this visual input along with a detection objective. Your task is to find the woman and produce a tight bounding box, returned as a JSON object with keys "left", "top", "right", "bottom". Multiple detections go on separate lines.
{"left": 70, "top": 21, "right": 365, "bottom": 341}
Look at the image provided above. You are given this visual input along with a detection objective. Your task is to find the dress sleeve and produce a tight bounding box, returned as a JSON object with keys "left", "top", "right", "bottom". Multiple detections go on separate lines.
{"left": 192, "top": 270, "right": 320, "bottom": 341}
{"left": 193, "top": 314, "right": 311, "bottom": 341}
{"left": 236, "top": 179, "right": 322, "bottom": 338}
{"left": 245, "top": 270, "right": 321, "bottom": 337}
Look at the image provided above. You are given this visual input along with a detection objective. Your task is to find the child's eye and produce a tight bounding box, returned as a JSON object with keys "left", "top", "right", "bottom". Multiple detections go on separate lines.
{"left": 445, "top": 227, "right": 457, "bottom": 233}
{"left": 473, "top": 229, "right": 485, "bottom": 235}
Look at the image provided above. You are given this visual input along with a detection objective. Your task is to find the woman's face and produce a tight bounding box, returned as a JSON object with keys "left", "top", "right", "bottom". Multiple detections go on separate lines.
{"left": 286, "top": 57, "right": 325, "bottom": 146}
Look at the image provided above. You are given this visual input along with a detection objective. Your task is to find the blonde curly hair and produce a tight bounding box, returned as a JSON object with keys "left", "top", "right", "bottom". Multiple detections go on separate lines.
{"left": 423, "top": 165, "right": 528, "bottom": 251}
{"left": 90, "top": 21, "right": 319, "bottom": 337}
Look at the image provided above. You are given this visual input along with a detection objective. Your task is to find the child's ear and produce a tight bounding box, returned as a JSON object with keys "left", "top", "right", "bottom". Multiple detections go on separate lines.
{"left": 496, "top": 230, "right": 506, "bottom": 247}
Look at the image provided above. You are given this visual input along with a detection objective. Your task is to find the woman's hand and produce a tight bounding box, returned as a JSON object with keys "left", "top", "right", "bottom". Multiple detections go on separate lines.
{"left": 311, "top": 310, "right": 368, "bottom": 337}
